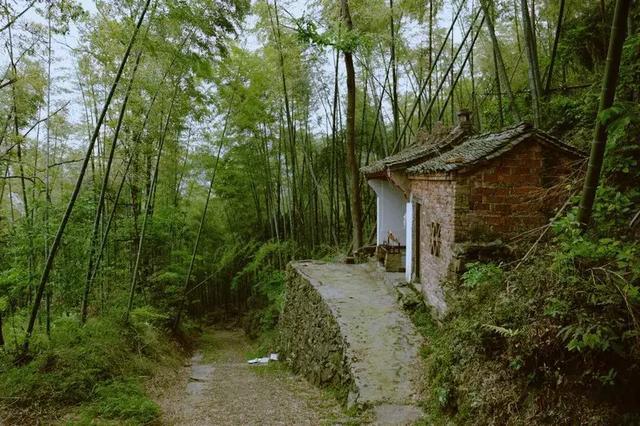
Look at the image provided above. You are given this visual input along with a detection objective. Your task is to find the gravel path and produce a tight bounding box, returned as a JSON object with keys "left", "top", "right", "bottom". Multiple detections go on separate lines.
{"left": 155, "top": 329, "right": 346, "bottom": 425}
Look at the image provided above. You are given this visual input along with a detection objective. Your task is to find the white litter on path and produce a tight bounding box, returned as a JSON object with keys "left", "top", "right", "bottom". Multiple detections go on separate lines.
{"left": 247, "top": 353, "right": 279, "bottom": 365}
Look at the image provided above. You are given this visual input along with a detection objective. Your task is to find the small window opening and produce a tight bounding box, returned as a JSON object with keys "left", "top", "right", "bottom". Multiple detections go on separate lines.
{"left": 430, "top": 222, "right": 441, "bottom": 257}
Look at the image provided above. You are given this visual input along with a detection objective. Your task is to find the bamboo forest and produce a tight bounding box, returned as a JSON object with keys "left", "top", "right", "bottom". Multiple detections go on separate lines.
{"left": 0, "top": 0, "right": 639, "bottom": 424}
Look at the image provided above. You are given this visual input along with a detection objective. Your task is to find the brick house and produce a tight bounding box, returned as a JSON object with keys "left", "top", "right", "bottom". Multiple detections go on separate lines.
{"left": 362, "top": 112, "right": 583, "bottom": 314}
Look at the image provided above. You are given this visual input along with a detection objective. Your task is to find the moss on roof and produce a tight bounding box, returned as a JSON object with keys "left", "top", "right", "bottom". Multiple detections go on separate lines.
{"left": 360, "top": 126, "right": 468, "bottom": 176}
{"left": 406, "top": 123, "right": 584, "bottom": 175}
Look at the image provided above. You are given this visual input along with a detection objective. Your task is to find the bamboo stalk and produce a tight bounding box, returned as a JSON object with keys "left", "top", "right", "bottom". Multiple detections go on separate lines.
{"left": 578, "top": 0, "right": 632, "bottom": 228}
{"left": 22, "top": 0, "right": 154, "bottom": 352}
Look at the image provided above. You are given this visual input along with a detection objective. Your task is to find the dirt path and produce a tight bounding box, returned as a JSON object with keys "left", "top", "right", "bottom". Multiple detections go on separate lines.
{"left": 154, "top": 329, "right": 347, "bottom": 425}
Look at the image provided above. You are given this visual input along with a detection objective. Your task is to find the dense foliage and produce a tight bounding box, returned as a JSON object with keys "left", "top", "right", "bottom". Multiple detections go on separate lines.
{"left": 0, "top": 0, "right": 638, "bottom": 423}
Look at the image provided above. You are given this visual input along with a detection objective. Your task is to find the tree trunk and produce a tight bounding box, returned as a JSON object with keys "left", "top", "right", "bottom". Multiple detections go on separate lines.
{"left": 427, "top": 0, "right": 433, "bottom": 130}
{"left": 390, "top": 0, "right": 400, "bottom": 146}
{"left": 44, "top": 3, "right": 53, "bottom": 337}
{"left": 545, "top": 0, "right": 565, "bottom": 93}
{"left": 88, "top": 156, "right": 132, "bottom": 287}
{"left": 450, "top": 23, "right": 455, "bottom": 124}
{"left": 330, "top": 49, "right": 339, "bottom": 245}
{"left": 270, "top": 1, "right": 298, "bottom": 237}
{"left": 398, "top": 1, "right": 465, "bottom": 147}
{"left": 341, "top": 0, "right": 363, "bottom": 252}
{"left": 126, "top": 81, "right": 179, "bottom": 322}
{"left": 0, "top": 311, "right": 4, "bottom": 347}
{"left": 628, "top": 0, "right": 635, "bottom": 35}
{"left": 420, "top": 8, "right": 482, "bottom": 128}
{"left": 520, "top": 0, "right": 543, "bottom": 125}
{"left": 481, "top": 0, "right": 521, "bottom": 122}
{"left": 438, "top": 15, "right": 485, "bottom": 120}
{"left": 578, "top": 0, "right": 632, "bottom": 228}
{"left": 81, "top": 51, "right": 143, "bottom": 323}
{"left": 7, "top": 14, "right": 35, "bottom": 308}
{"left": 173, "top": 114, "right": 229, "bottom": 329}
{"left": 493, "top": 46, "right": 505, "bottom": 127}
{"left": 22, "top": 0, "right": 153, "bottom": 351}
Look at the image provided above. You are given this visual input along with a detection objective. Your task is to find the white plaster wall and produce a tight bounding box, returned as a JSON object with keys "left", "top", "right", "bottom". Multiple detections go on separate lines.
{"left": 405, "top": 200, "right": 413, "bottom": 282}
{"left": 368, "top": 179, "right": 407, "bottom": 246}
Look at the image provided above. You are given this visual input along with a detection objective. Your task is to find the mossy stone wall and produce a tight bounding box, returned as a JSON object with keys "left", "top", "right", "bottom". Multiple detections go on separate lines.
{"left": 278, "top": 265, "right": 353, "bottom": 400}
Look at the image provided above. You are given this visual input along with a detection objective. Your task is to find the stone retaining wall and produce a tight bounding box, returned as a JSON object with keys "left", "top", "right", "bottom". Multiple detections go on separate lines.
{"left": 278, "top": 264, "right": 353, "bottom": 399}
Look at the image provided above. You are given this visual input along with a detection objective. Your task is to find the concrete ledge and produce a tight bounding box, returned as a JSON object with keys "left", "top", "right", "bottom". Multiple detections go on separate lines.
{"left": 279, "top": 260, "right": 425, "bottom": 424}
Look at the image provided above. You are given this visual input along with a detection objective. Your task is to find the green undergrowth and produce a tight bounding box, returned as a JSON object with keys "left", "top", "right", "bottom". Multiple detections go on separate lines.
{"left": 413, "top": 237, "right": 640, "bottom": 423}
{"left": 412, "top": 204, "right": 640, "bottom": 424}
{"left": 237, "top": 239, "right": 342, "bottom": 339}
{"left": 244, "top": 328, "right": 279, "bottom": 359}
{"left": 0, "top": 307, "right": 186, "bottom": 424}
{"left": 74, "top": 379, "right": 160, "bottom": 425}
{"left": 248, "top": 360, "right": 289, "bottom": 378}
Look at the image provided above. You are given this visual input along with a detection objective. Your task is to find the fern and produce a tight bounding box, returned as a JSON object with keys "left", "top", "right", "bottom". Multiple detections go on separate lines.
{"left": 482, "top": 324, "right": 520, "bottom": 338}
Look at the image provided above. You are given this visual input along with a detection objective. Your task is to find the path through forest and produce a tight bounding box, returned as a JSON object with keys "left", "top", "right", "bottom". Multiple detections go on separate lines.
{"left": 154, "top": 329, "right": 352, "bottom": 425}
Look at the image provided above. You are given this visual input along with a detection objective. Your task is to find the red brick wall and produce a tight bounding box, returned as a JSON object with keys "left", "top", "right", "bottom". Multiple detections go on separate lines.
{"left": 407, "top": 138, "right": 578, "bottom": 314}
{"left": 455, "top": 141, "right": 549, "bottom": 241}
{"left": 410, "top": 176, "right": 455, "bottom": 314}
{"left": 541, "top": 145, "right": 579, "bottom": 213}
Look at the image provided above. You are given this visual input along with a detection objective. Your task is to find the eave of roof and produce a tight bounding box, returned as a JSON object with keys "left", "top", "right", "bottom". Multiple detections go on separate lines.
{"left": 360, "top": 126, "right": 470, "bottom": 176}
{"left": 406, "top": 122, "right": 584, "bottom": 175}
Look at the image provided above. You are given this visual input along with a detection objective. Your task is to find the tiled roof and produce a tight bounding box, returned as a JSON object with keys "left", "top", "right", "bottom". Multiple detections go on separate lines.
{"left": 406, "top": 123, "right": 583, "bottom": 175}
{"left": 360, "top": 126, "right": 469, "bottom": 175}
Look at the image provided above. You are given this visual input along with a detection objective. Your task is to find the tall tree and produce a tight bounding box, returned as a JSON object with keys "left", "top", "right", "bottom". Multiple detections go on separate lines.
{"left": 520, "top": 0, "right": 543, "bottom": 125}
{"left": 578, "top": 0, "right": 632, "bottom": 228}
{"left": 270, "top": 0, "right": 299, "bottom": 239}
{"left": 389, "top": 0, "right": 400, "bottom": 146}
{"left": 173, "top": 115, "right": 228, "bottom": 330}
{"left": 81, "top": 51, "right": 143, "bottom": 323}
{"left": 340, "top": 0, "right": 363, "bottom": 252}
{"left": 126, "top": 79, "right": 181, "bottom": 322}
{"left": 480, "top": 0, "right": 521, "bottom": 122}
{"left": 545, "top": 0, "right": 565, "bottom": 94}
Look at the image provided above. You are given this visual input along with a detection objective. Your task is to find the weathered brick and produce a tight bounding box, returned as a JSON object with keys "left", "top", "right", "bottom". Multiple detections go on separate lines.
{"left": 490, "top": 203, "right": 512, "bottom": 214}
{"left": 404, "top": 136, "right": 579, "bottom": 315}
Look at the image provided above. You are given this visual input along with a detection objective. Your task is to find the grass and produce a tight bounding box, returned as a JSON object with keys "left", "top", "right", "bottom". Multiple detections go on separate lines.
{"left": 0, "top": 307, "right": 184, "bottom": 425}
{"left": 249, "top": 360, "right": 288, "bottom": 377}
{"left": 73, "top": 379, "right": 160, "bottom": 425}
{"left": 243, "top": 328, "right": 279, "bottom": 360}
